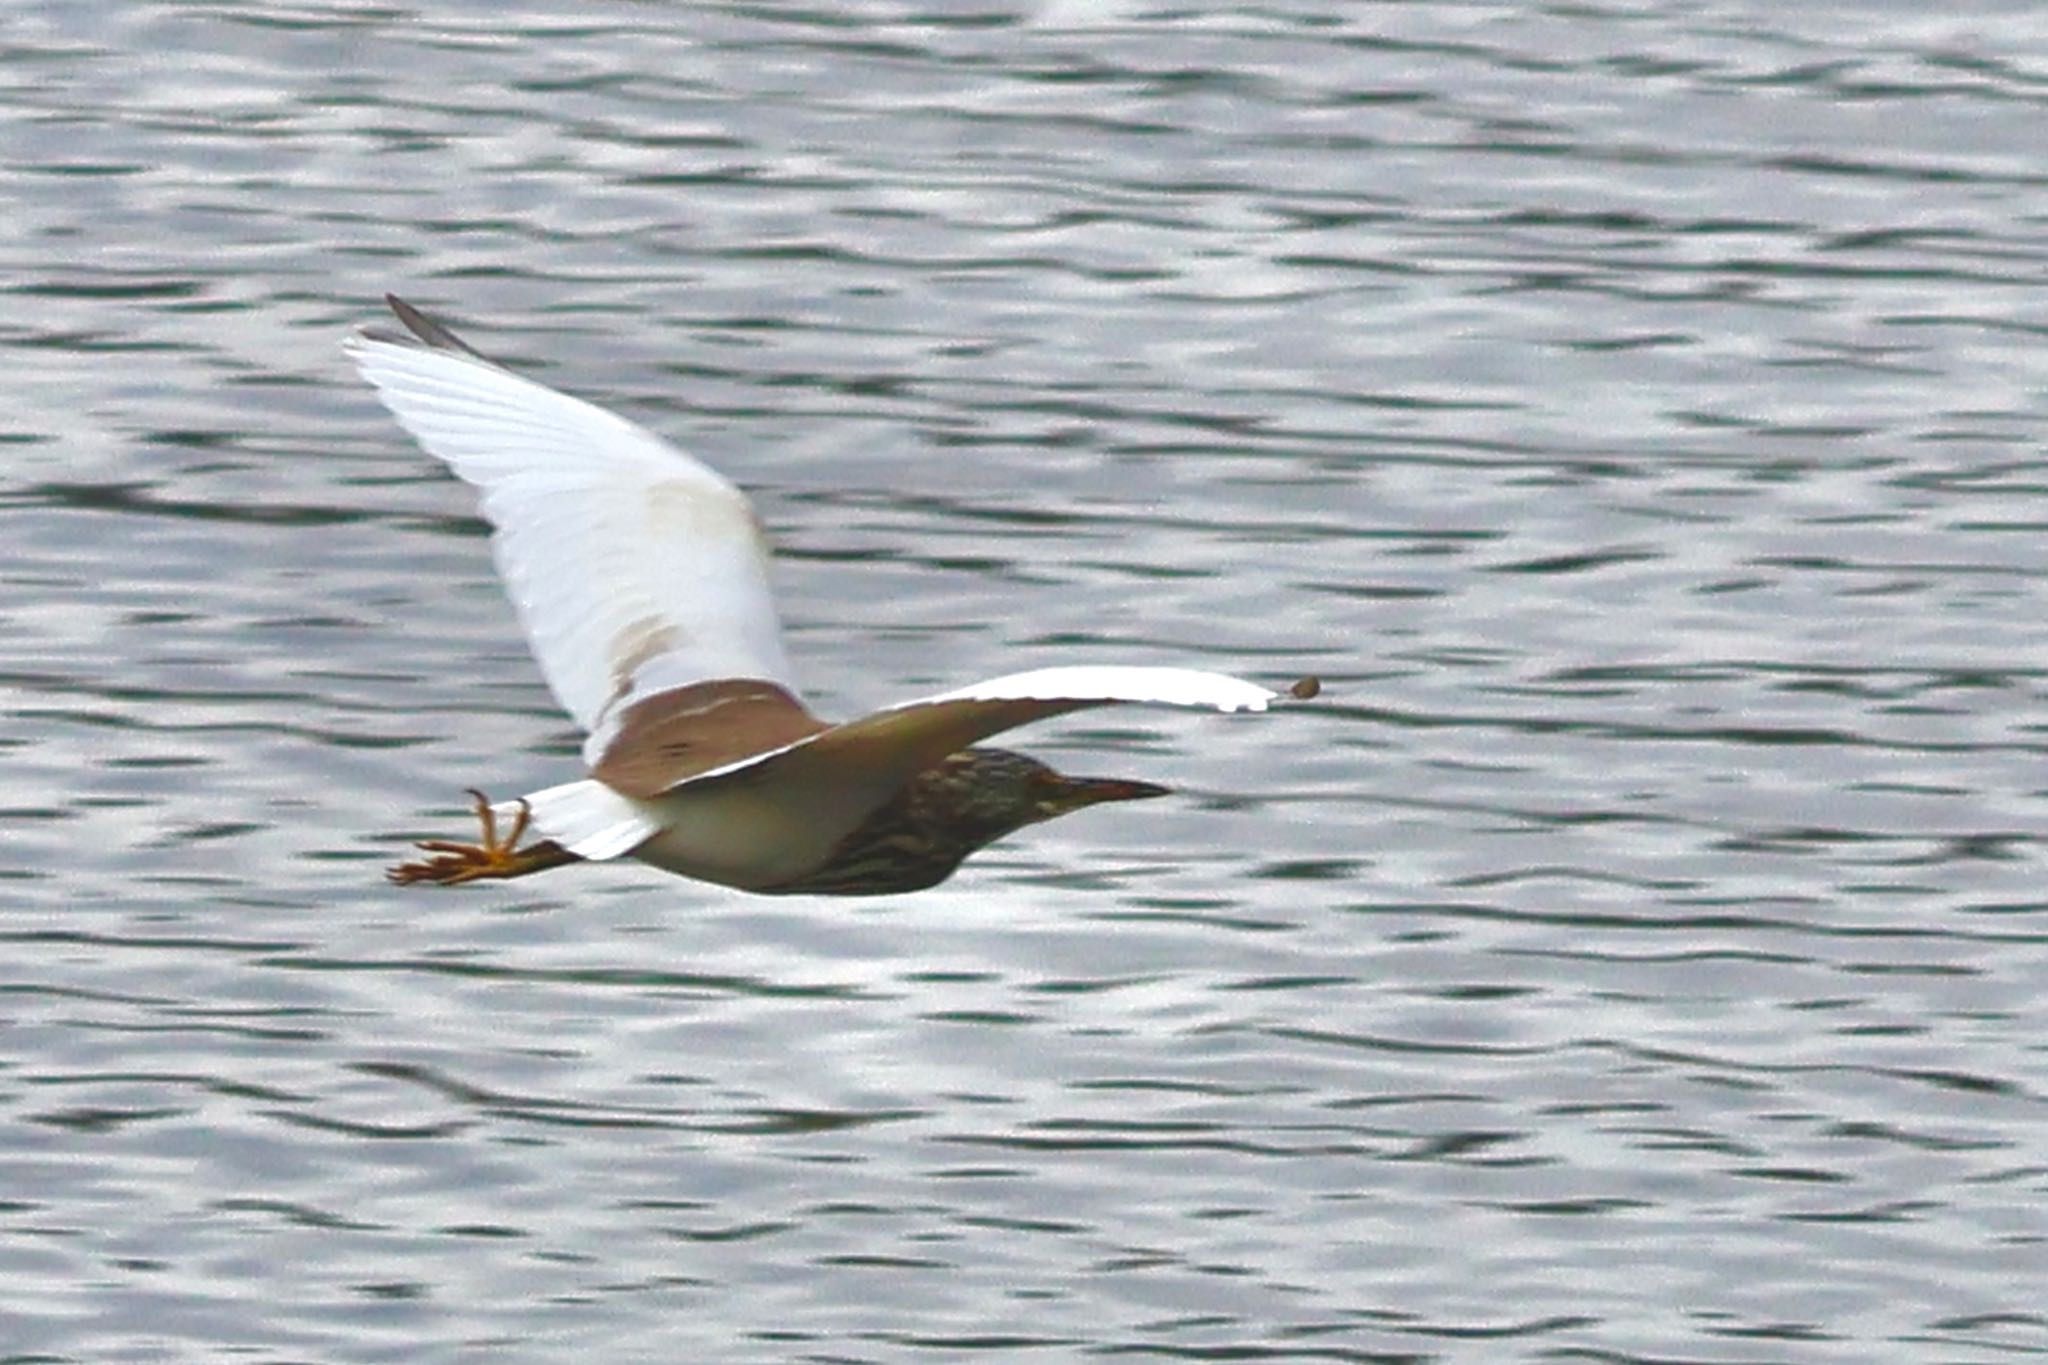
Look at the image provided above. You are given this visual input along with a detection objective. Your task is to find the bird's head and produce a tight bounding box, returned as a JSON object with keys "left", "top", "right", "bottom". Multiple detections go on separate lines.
{"left": 1023, "top": 764, "right": 1170, "bottom": 824}
{"left": 924, "top": 748, "right": 1168, "bottom": 847}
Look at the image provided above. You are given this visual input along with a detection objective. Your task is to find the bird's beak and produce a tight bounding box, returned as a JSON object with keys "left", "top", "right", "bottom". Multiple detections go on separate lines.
{"left": 1045, "top": 775, "right": 1171, "bottom": 816}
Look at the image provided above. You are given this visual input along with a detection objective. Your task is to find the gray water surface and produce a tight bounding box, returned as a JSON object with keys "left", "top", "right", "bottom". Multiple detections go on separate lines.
{"left": 3, "top": 2, "right": 2045, "bottom": 1361}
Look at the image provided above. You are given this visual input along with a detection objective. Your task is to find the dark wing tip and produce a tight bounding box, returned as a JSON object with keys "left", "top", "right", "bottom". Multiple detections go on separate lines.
{"left": 384, "top": 294, "right": 490, "bottom": 359}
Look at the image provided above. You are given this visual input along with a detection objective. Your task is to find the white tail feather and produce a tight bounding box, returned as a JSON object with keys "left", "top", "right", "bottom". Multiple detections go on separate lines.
{"left": 497, "top": 780, "right": 661, "bottom": 861}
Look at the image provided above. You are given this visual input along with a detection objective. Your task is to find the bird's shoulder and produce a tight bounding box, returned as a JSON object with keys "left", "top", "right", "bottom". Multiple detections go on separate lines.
{"left": 588, "top": 678, "right": 829, "bottom": 799}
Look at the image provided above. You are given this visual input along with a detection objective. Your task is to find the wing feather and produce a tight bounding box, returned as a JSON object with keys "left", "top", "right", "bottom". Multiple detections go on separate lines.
{"left": 346, "top": 321, "right": 795, "bottom": 733}
{"left": 646, "top": 664, "right": 1308, "bottom": 810}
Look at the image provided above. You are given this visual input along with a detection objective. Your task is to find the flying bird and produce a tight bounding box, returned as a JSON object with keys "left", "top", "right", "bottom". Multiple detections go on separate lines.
{"left": 347, "top": 296, "right": 1318, "bottom": 896}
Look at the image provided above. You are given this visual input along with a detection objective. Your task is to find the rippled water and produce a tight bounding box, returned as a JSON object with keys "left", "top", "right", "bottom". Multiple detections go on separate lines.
{"left": 3, "top": 2, "right": 2045, "bottom": 1361}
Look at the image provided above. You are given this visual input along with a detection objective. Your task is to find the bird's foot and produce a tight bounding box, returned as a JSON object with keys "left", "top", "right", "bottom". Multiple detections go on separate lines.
{"left": 389, "top": 788, "right": 547, "bottom": 886}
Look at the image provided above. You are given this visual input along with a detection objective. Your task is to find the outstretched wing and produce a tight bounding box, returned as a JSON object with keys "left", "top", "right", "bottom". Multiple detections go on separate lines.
{"left": 345, "top": 299, "right": 797, "bottom": 735}
{"left": 594, "top": 664, "right": 1307, "bottom": 801}
{"left": 784, "top": 665, "right": 1295, "bottom": 791}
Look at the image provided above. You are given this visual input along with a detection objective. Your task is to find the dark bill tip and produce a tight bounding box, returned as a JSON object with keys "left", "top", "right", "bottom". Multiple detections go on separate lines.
{"left": 1067, "top": 776, "right": 1171, "bottom": 806}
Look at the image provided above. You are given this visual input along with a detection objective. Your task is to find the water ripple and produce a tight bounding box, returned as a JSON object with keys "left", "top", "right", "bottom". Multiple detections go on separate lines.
{"left": 3, "top": 1, "right": 2047, "bottom": 1361}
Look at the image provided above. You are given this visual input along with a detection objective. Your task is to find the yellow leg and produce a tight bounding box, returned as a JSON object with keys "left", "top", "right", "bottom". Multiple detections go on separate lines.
{"left": 388, "top": 789, "right": 582, "bottom": 886}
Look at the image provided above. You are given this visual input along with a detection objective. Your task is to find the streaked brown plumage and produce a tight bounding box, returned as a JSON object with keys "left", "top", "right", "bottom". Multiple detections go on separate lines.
{"left": 767, "top": 748, "right": 1168, "bottom": 895}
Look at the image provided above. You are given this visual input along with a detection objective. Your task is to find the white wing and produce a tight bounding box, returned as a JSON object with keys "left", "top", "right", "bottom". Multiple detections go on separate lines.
{"left": 659, "top": 664, "right": 1299, "bottom": 802}
{"left": 908, "top": 665, "right": 1281, "bottom": 714}
{"left": 345, "top": 332, "right": 795, "bottom": 734}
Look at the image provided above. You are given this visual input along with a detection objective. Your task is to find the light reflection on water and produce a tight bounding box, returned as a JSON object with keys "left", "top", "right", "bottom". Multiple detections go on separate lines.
{"left": 2, "top": 2, "right": 2045, "bottom": 1361}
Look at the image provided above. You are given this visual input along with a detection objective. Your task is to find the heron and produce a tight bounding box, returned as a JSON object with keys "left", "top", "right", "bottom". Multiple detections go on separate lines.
{"left": 347, "top": 297, "right": 1317, "bottom": 895}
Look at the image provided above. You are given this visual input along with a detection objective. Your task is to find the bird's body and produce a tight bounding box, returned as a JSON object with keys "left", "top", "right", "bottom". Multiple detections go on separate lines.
{"left": 636, "top": 748, "right": 1052, "bottom": 895}
{"left": 348, "top": 297, "right": 1316, "bottom": 895}
{"left": 761, "top": 749, "right": 1168, "bottom": 896}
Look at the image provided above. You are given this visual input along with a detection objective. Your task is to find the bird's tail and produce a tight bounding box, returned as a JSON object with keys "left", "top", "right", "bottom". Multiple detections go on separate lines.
{"left": 504, "top": 779, "right": 661, "bottom": 861}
